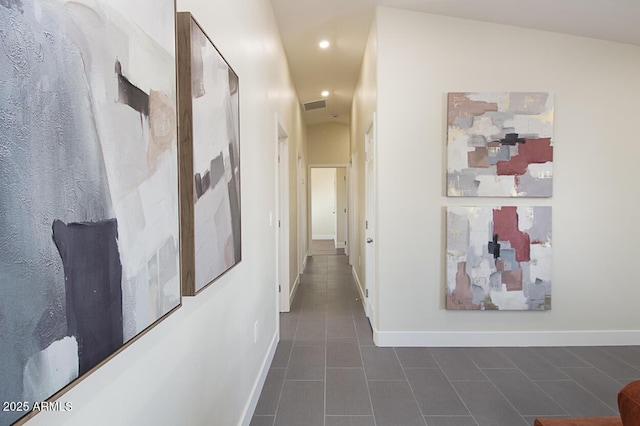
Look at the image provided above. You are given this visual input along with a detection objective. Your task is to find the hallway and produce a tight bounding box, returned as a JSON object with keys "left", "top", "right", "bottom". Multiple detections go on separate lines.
{"left": 251, "top": 253, "right": 640, "bottom": 426}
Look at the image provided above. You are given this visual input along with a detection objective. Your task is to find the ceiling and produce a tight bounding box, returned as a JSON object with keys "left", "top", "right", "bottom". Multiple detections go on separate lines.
{"left": 268, "top": 0, "right": 640, "bottom": 126}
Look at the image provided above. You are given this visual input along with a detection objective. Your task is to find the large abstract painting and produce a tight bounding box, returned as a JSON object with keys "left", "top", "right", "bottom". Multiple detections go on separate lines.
{"left": 0, "top": 1, "right": 179, "bottom": 424}
{"left": 447, "top": 92, "right": 554, "bottom": 197}
{"left": 446, "top": 206, "right": 552, "bottom": 310}
{"left": 177, "top": 13, "right": 241, "bottom": 296}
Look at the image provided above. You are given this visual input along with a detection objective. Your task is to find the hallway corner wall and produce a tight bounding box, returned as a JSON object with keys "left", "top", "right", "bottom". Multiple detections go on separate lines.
{"left": 374, "top": 7, "right": 640, "bottom": 345}
{"left": 350, "top": 14, "right": 378, "bottom": 319}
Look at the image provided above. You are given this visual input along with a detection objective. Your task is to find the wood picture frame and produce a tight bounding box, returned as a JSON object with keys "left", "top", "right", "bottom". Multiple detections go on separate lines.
{"left": 0, "top": 1, "right": 181, "bottom": 424}
{"left": 177, "top": 12, "right": 241, "bottom": 296}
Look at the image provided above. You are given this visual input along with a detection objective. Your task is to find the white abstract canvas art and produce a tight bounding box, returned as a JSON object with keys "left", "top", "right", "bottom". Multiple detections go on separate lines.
{"left": 0, "top": 1, "right": 179, "bottom": 424}
{"left": 446, "top": 206, "right": 552, "bottom": 311}
{"left": 447, "top": 92, "right": 554, "bottom": 197}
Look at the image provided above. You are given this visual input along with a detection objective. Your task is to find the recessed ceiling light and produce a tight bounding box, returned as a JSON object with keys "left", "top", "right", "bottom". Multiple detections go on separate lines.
{"left": 321, "top": 90, "right": 329, "bottom": 97}
{"left": 319, "top": 40, "right": 330, "bottom": 49}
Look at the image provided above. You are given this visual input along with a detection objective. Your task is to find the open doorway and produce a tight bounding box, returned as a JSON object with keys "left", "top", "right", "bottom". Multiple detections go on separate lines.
{"left": 309, "top": 166, "right": 348, "bottom": 256}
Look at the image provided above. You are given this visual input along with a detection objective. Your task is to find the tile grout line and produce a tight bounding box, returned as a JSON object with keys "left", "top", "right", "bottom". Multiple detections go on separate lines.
{"left": 270, "top": 298, "right": 302, "bottom": 425}
{"left": 323, "top": 258, "right": 328, "bottom": 426}
{"left": 538, "top": 347, "right": 622, "bottom": 413}
{"left": 358, "top": 332, "right": 378, "bottom": 426}
{"left": 474, "top": 350, "right": 563, "bottom": 423}
{"left": 393, "top": 347, "right": 429, "bottom": 426}
{"left": 430, "top": 350, "right": 480, "bottom": 426}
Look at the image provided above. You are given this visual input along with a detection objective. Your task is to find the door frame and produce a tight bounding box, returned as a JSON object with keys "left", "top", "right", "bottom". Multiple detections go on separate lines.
{"left": 364, "top": 115, "right": 377, "bottom": 326}
{"left": 296, "top": 151, "right": 307, "bottom": 276}
{"left": 276, "top": 120, "right": 290, "bottom": 312}
{"left": 307, "top": 163, "right": 350, "bottom": 254}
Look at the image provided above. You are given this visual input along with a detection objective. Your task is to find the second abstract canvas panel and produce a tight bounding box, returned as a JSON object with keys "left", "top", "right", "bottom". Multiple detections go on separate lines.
{"left": 177, "top": 13, "right": 241, "bottom": 295}
{"left": 446, "top": 206, "right": 552, "bottom": 311}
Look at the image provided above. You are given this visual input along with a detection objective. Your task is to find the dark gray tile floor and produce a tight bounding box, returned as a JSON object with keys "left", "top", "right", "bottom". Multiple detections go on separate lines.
{"left": 251, "top": 254, "right": 640, "bottom": 426}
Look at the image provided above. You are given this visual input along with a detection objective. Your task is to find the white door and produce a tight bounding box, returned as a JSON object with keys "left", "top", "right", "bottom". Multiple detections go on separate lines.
{"left": 297, "top": 153, "right": 306, "bottom": 275}
{"left": 364, "top": 117, "right": 376, "bottom": 323}
{"left": 277, "top": 124, "right": 290, "bottom": 312}
{"left": 335, "top": 168, "right": 348, "bottom": 250}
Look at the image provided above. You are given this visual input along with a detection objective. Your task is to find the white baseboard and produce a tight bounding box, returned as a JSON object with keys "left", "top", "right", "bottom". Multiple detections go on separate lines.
{"left": 290, "top": 274, "right": 300, "bottom": 305}
{"left": 335, "top": 241, "right": 346, "bottom": 249}
{"left": 374, "top": 330, "right": 640, "bottom": 348}
{"left": 351, "top": 267, "right": 367, "bottom": 313}
{"left": 240, "top": 331, "right": 278, "bottom": 426}
{"left": 312, "top": 235, "right": 334, "bottom": 240}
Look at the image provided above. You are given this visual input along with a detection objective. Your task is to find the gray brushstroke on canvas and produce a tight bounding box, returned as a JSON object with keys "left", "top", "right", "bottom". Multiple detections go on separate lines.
{"left": 0, "top": 2, "right": 113, "bottom": 423}
{"left": 488, "top": 145, "right": 511, "bottom": 165}
{"left": 225, "top": 83, "right": 241, "bottom": 263}
{"left": 528, "top": 279, "right": 550, "bottom": 310}
{"left": 448, "top": 170, "right": 480, "bottom": 196}
{"left": 447, "top": 211, "right": 470, "bottom": 254}
{"left": 527, "top": 207, "right": 553, "bottom": 242}
{"left": 489, "top": 271, "right": 502, "bottom": 292}
{"left": 469, "top": 134, "right": 488, "bottom": 147}
{"left": 499, "top": 248, "right": 519, "bottom": 271}
{"left": 471, "top": 284, "right": 485, "bottom": 306}
{"left": 518, "top": 170, "right": 553, "bottom": 197}
{"left": 453, "top": 116, "right": 474, "bottom": 129}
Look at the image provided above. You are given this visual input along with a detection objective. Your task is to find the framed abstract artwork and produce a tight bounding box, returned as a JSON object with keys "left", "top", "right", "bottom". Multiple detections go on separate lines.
{"left": 446, "top": 206, "right": 552, "bottom": 311}
{"left": 0, "top": 0, "right": 180, "bottom": 424}
{"left": 447, "top": 92, "right": 554, "bottom": 197}
{"left": 177, "top": 13, "right": 241, "bottom": 296}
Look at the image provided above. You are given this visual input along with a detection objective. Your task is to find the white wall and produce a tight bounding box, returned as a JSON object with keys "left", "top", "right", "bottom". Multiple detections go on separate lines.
{"left": 26, "top": 0, "right": 305, "bottom": 425}
{"left": 307, "top": 122, "right": 350, "bottom": 164}
{"left": 350, "top": 17, "right": 377, "bottom": 301}
{"left": 373, "top": 7, "right": 640, "bottom": 346}
{"left": 311, "top": 168, "right": 336, "bottom": 239}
